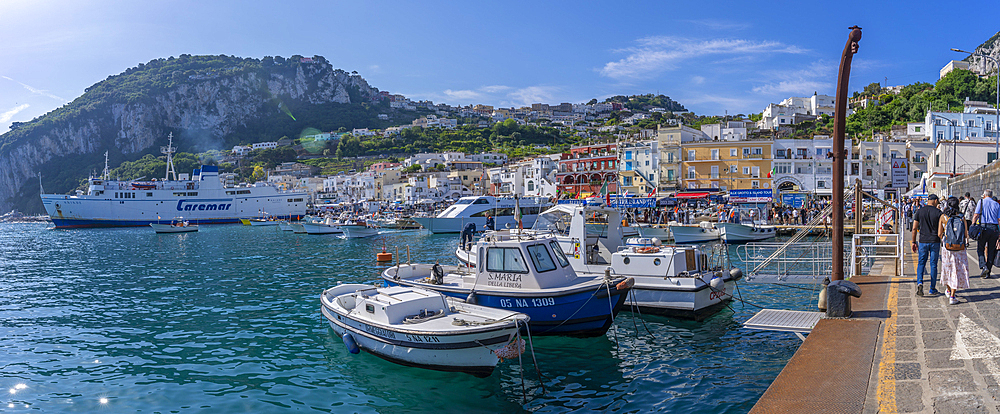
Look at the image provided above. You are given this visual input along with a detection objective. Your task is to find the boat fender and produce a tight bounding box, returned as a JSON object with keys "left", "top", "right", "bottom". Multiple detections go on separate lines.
{"left": 431, "top": 264, "right": 444, "bottom": 285}
{"left": 466, "top": 291, "right": 478, "bottom": 305}
{"left": 615, "top": 278, "right": 635, "bottom": 290}
{"left": 342, "top": 333, "right": 360, "bottom": 354}
{"left": 710, "top": 275, "right": 725, "bottom": 290}
{"left": 729, "top": 268, "right": 743, "bottom": 281}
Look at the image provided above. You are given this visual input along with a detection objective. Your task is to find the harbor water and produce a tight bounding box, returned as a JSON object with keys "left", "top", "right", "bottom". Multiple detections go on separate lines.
{"left": 0, "top": 223, "right": 820, "bottom": 413}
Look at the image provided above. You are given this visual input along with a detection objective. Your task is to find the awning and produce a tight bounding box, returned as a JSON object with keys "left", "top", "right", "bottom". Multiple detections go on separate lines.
{"left": 674, "top": 192, "right": 710, "bottom": 199}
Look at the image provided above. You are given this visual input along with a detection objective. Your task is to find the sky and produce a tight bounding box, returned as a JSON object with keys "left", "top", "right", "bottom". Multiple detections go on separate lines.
{"left": 2, "top": 0, "right": 1000, "bottom": 135}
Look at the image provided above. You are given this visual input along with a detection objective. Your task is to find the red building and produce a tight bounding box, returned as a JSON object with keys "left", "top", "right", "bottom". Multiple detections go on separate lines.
{"left": 557, "top": 143, "right": 618, "bottom": 196}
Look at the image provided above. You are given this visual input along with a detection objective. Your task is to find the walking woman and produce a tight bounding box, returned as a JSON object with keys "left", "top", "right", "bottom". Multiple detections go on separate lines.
{"left": 939, "top": 196, "right": 970, "bottom": 305}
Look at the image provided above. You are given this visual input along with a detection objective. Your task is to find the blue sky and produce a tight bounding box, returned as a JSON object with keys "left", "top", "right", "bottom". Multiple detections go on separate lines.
{"left": 2, "top": 0, "right": 999, "bottom": 134}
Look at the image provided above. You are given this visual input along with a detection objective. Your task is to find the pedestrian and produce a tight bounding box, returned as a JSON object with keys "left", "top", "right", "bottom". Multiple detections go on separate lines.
{"left": 911, "top": 193, "right": 942, "bottom": 296}
{"left": 964, "top": 192, "right": 977, "bottom": 230}
{"left": 973, "top": 189, "right": 1000, "bottom": 278}
{"left": 939, "top": 196, "right": 970, "bottom": 305}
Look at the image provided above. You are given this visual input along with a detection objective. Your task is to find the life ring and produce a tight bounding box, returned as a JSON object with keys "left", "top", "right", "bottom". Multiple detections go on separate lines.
{"left": 635, "top": 246, "right": 660, "bottom": 254}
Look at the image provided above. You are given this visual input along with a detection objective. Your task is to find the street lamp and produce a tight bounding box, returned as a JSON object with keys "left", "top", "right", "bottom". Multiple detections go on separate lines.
{"left": 952, "top": 48, "right": 1000, "bottom": 162}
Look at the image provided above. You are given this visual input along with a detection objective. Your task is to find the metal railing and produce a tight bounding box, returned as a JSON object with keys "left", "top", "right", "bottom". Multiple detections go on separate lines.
{"left": 737, "top": 242, "right": 836, "bottom": 283}
{"left": 850, "top": 233, "right": 902, "bottom": 278}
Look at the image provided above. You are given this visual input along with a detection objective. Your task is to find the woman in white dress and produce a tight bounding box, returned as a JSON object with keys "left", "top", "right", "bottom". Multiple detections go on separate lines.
{"left": 938, "top": 196, "right": 970, "bottom": 305}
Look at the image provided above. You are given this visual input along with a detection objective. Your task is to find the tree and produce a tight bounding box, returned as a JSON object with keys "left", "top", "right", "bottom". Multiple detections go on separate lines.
{"left": 335, "top": 135, "right": 363, "bottom": 158}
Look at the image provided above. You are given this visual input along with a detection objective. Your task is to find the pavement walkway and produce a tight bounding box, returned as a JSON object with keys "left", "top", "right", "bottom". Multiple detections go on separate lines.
{"left": 751, "top": 232, "right": 1000, "bottom": 414}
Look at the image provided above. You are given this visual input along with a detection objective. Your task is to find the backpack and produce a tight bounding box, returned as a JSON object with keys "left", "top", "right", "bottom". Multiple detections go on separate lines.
{"left": 944, "top": 216, "right": 966, "bottom": 251}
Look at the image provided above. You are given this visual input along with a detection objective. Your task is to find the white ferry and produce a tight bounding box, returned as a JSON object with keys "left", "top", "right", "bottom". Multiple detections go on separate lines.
{"left": 40, "top": 137, "right": 308, "bottom": 228}
{"left": 410, "top": 196, "right": 552, "bottom": 233}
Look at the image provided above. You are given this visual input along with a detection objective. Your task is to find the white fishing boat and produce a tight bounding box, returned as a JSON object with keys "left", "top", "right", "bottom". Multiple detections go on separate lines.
{"left": 291, "top": 222, "right": 307, "bottom": 233}
{"left": 320, "top": 283, "right": 529, "bottom": 377}
{"left": 303, "top": 217, "right": 344, "bottom": 235}
{"left": 717, "top": 222, "right": 777, "bottom": 243}
{"left": 410, "top": 196, "right": 552, "bottom": 233}
{"left": 150, "top": 218, "right": 198, "bottom": 233}
{"left": 388, "top": 234, "right": 633, "bottom": 337}
{"left": 456, "top": 202, "right": 741, "bottom": 319}
{"left": 668, "top": 222, "right": 721, "bottom": 244}
{"left": 636, "top": 224, "right": 672, "bottom": 241}
{"left": 40, "top": 135, "right": 307, "bottom": 228}
{"left": 610, "top": 239, "right": 742, "bottom": 319}
{"left": 342, "top": 221, "right": 380, "bottom": 238}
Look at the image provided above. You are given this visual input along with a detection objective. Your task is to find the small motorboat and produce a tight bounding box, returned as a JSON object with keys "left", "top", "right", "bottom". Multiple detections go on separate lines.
{"left": 321, "top": 283, "right": 529, "bottom": 377}
{"left": 717, "top": 222, "right": 777, "bottom": 243}
{"left": 303, "top": 217, "right": 344, "bottom": 235}
{"left": 150, "top": 218, "right": 198, "bottom": 233}
{"left": 342, "top": 220, "right": 380, "bottom": 238}
{"left": 248, "top": 218, "right": 280, "bottom": 226}
{"left": 386, "top": 235, "right": 633, "bottom": 337}
{"left": 291, "top": 222, "right": 307, "bottom": 233}
{"left": 668, "top": 222, "right": 721, "bottom": 244}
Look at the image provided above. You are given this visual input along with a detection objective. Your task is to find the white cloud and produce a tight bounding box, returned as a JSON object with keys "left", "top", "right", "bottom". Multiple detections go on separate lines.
{"left": 0, "top": 103, "right": 30, "bottom": 124}
{"left": 751, "top": 61, "right": 836, "bottom": 96}
{"left": 691, "top": 76, "right": 705, "bottom": 85}
{"left": 480, "top": 85, "right": 511, "bottom": 93}
{"left": 507, "top": 86, "right": 560, "bottom": 106}
{"left": 601, "top": 36, "right": 807, "bottom": 79}
{"left": 443, "top": 89, "right": 481, "bottom": 100}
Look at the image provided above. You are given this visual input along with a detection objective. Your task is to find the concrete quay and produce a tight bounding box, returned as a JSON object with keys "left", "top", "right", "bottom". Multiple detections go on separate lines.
{"left": 751, "top": 232, "right": 1000, "bottom": 413}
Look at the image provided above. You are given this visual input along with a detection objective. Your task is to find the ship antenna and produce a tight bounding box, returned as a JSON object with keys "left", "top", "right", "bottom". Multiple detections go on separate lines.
{"left": 162, "top": 132, "right": 177, "bottom": 181}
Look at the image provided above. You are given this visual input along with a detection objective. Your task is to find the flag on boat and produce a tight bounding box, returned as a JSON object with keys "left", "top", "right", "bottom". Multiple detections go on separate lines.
{"left": 514, "top": 196, "right": 523, "bottom": 230}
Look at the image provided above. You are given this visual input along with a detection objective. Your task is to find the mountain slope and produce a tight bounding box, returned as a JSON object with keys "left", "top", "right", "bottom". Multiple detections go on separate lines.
{"left": 0, "top": 54, "right": 385, "bottom": 213}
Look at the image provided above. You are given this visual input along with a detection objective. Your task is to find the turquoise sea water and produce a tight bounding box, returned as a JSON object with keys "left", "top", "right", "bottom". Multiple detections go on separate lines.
{"left": 0, "top": 223, "right": 819, "bottom": 413}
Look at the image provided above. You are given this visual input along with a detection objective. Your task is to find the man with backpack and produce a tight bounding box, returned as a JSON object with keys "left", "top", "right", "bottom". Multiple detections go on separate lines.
{"left": 911, "top": 194, "right": 942, "bottom": 296}
{"left": 973, "top": 189, "right": 1000, "bottom": 278}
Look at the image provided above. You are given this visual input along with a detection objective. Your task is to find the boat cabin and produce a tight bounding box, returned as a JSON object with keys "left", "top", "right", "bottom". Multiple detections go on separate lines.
{"left": 532, "top": 203, "right": 623, "bottom": 269}
{"left": 341, "top": 286, "right": 449, "bottom": 325}
{"left": 611, "top": 245, "right": 710, "bottom": 278}
{"left": 466, "top": 237, "right": 579, "bottom": 290}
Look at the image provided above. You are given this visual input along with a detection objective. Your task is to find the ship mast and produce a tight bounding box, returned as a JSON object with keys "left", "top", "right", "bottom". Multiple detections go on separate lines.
{"left": 162, "top": 133, "right": 177, "bottom": 181}
{"left": 102, "top": 151, "right": 110, "bottom": 180}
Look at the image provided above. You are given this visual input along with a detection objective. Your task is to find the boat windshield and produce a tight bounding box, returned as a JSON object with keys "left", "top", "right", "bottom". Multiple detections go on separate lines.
{"left": 485, "top": 247, "right": 528, "bottom": 273}
{"left": 549, "top": 241, "right": 570, "bottom": 267}
{"left": 532, "top": 210, "right": 571, "bottom": 236}
{"left": 454, "top": 199, "right": 474, "bottom": 205}
{"left": 526, "top": 243, "right": 557, "bottom": 273}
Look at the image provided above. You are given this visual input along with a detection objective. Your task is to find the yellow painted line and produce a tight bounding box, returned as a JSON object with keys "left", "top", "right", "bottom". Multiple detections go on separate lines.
{"left": 876, "top": 274, "right": 899, "bottom": 414}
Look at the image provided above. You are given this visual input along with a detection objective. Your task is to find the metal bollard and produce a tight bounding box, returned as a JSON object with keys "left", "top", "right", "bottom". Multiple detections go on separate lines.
{"left": 826, "top": 280, "right": 862, "bottom": 318}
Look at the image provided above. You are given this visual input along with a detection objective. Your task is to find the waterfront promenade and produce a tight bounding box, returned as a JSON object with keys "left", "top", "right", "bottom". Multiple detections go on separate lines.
{"left": 752, "top": 233, "right": 1000, "bottom": 413}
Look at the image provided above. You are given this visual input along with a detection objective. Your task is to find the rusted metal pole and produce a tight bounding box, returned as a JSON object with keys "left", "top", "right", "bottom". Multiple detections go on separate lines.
{"left": 832, "top": 26, "right": 862, "bottom": 281}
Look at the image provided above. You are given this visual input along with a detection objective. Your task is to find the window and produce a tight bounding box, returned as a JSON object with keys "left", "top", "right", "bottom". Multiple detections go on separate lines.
{"left": 688, "top": 150, "right": 696, "bottom": 161}
{"left": 711, "top": 166, "right": 719, "bottom": 178}
{"left": 527, "top": 181, "right": 534, "bottom": 191}
{"left": 743, "top": 167, "right": 750, "bottom": 175}
{"left": 751, "top": 166, "right": 760, "bottom": 177}
{"left": 730, "top": 149, "right": 737, "bottom": 157}
{"left": 645, "top": 160, "right": 650, "bottom": 166}
{"left": 730, "top": 165, "right": 738, "bottom": 173}
{"left": 913, "top": 170, "right": 921, "bottom": 178}
{"left": 818, "top": 180, "right": 827, "bottom": 188}
{"left": 988, "top": 122, "right": 993, "bottom": 132}
{"left": 687, "top": 167, "right": 695, "bottom": 179}
{"left": 625, "top": 151, "right": 632, "bottom": 160}
{"left": 667, "top": 170, "right": 675, "bottom": 180}
{"left": 623, "top": 176, "right": 632, "bottom": 186}
{"left": 711, "top": 149, "right": 719, "bottom": 160}
{"left": 527, "top": 244, "right": 557, "bottom": 273}
{"left": 775, "top": 163, "right": 791, "bottom": 174}
{"left": 968, "top": 120, "right": 975, "bottom": 127}
{"left": 549, "top": 241, "right": 569, "bottom": 267}
{"left": 935, "top": 155, "right": 940, "bottom": 167}
{"left": 667, "top": 152, "right": 675, "bottom": 163}
{"left": 776, "top": 149, "right": 786, "bottom": 158}
{"left": 937, "top": 132, "right": 944, "bottom": 140}
{"left": 973, "top": 132, "right": 978, "bottom": 137}
{"left": 915, "top": 126, "right": 921, "bottom": 132}
{"left": 751, "top": 180, "right": 760, "bottom": 188}
{"left": 486, "top": 248, "right": 528, "bottom": 273}
{"left": 752, "top": 147, "right": 762, "bottom": 155}
{"left": 955, "top": 132, "right": 960, "bottom": 140}
{"left": 743, "top": 148, "right": 750, "bottom": 156}
{"left": 625, "top": 161, "right": 633, "bottom": 171}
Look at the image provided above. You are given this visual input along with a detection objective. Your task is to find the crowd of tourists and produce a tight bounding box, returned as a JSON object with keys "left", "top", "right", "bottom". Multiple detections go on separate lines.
{"left": 910, "top": 190, "right": 999, "bottom": 305}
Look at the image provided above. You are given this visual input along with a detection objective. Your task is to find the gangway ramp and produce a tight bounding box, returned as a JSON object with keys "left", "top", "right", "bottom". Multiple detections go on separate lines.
{"left": 743, "top": 309, "right": 825, "bottom": 340}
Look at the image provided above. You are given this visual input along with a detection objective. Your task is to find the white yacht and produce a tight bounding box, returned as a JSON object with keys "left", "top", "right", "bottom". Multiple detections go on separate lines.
{"left": 410, "top": 196, "right": 552, "bottom": 233}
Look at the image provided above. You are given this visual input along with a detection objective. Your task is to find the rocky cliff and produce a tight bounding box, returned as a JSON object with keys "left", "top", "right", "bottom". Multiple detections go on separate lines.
{"left": 0, "top": 55, "right": 382, "bottom": 213}
{"left": 967, "top": 31, "right": 1000, "bottom": 76}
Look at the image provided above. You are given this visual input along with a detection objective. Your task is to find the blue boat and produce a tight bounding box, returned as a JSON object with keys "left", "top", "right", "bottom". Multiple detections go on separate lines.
{"left": 381, "top": 235, "right": 633, "bottom": 337}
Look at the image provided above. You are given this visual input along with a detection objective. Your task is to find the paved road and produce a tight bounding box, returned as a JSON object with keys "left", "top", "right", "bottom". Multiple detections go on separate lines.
{"left": 873, "top": 234, "right": 1000, "bottom": 413}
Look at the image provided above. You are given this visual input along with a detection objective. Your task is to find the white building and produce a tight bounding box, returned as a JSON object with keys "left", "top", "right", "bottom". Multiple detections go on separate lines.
{"left": 924, "top": 101, "right": 1000, "bottom": 154}
{"left": 921, "top": 140, "right": 998, "bottom": 197}
{"left": 757, "top": 93, "right": 843, "bottom": 130}
{"left": 487, "top": 155, "right": 559, "bottom": 197}
{"left": 772, "top": 137, "right": 855, "bottom": 195}
{"left": 232, "top": 145, "right": 252, "bottom": 156}
{"left": 251, "top": 142, "right": 278, "bottom": 151}
{"left": 700, "top": 121, "right": 751, "bottom": 142}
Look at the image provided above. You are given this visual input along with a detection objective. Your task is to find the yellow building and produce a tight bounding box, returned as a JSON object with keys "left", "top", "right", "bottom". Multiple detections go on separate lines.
{"left": 679, "top": 139, "right": 774, "bottom": 191}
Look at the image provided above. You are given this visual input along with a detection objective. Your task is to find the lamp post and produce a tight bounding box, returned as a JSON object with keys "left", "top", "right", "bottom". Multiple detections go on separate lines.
{"left": 952, "top": 48, "right": 1000, "bottom": 162}
{"left": 930, "top": 114, "right": 958, "bottom": 176}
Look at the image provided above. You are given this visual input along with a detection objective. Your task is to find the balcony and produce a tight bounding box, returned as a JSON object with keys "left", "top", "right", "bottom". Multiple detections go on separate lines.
{"left": 742, "top": 154, "right": 764, "bottom": 159}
